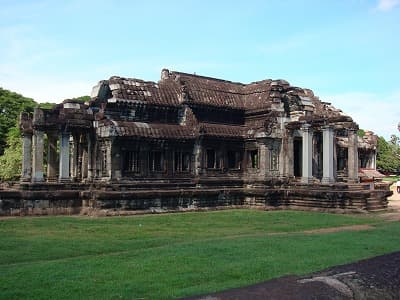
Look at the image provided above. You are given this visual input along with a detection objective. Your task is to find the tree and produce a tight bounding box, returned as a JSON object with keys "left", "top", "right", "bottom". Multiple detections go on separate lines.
{"left": 0, "top": 88, "right": 36, "bottom": 154}
{"left": 357, "top": 129, "right": 365, "bottom": 137}
{"left": 376, "top": 135, "right": 400, "bottom": 173}
{"left": 74, "top": 95, "right": 90, "bottom": 103}
{"left": 38, "top": 102, "right": 56, "bottom": 109}
{"left": 0, "top": 88, "right": 91, "bottom": 181}
{"left": 0, "top": 126, "right": 22, "bottom": 181}
{"left": 390, "top": 134, "right": 399, "bottom": 146}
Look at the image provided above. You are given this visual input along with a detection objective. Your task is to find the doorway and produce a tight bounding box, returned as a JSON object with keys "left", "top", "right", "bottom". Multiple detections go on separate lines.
{"left": 294, "top": 138, "right": 302, "bottom": 177}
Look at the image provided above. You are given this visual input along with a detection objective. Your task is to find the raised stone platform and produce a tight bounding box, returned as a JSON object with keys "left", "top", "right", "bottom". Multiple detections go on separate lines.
{"left": 0, "top": 180, "right": 391, "bottom": 216}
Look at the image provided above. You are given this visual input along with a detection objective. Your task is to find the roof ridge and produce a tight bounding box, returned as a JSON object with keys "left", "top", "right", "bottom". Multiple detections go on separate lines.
{"left": 170, "top": 71, "right": 245, "bottom": 86}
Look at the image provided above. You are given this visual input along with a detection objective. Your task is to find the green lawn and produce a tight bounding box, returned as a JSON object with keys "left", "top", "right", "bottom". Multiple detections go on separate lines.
{"left": 1, "top": 210, "right": 399, "bottom": 299}
{"left": 383, "top": 175, "right": 400, "bottom": 182}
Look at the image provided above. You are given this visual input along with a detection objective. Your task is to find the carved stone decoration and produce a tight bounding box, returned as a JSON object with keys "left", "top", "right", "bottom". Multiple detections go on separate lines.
{"left": 19, "top": 112, "right": 33, "bottom": 134}
{"left": 263, "top": 111, "right": 278, "bottom": 136}
{"left": 180, "top": 84, "right": 189, "bottom": 102}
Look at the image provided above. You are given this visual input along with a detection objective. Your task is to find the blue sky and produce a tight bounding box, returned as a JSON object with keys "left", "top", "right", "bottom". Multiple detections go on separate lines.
{"left": 0, "top": 0, "right": 399, "bottom": 139}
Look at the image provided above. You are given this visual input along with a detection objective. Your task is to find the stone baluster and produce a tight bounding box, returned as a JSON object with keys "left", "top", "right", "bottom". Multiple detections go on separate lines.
{"left": 321, "top": 125, "right": 335, "bottom": 183}
{"left": 301, "top": 124, "right": 313, "bottom": 184}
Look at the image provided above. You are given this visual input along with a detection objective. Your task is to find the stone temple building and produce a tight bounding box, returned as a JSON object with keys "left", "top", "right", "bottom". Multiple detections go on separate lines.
{"left": 0, "top": 69, "right": 391, "bottom": 215}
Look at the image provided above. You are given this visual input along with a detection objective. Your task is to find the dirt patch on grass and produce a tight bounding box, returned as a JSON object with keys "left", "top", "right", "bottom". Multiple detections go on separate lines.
{"left": 301, "top": 224, "right": 374, "bottom": 234}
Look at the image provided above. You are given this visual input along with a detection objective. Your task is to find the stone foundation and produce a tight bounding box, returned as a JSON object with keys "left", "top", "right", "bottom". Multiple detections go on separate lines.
{"left": 0, "top": 180, "right": 392, "bottom": 216}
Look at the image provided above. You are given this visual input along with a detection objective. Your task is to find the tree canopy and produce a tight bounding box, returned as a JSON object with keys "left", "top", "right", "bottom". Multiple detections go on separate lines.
{"left": 0, "top": 88, "right": 36, "bottom": 154}
{"left": 74, "top": 95, "right": 91, "bottom": 103}
{"left": 0, "top": 87, "right": 91, "bottom": 181}
{"left": 0, "top": 126, "right": 22, "bottom": 181}
{"left": 376, "top": 135, "right": 400, "bottom": 173}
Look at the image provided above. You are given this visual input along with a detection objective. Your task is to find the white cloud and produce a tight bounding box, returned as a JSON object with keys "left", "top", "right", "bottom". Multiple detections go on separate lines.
{"left": 376, "top": 0, "right": 400, "bottom": 11}
{"left": 322, "top": 91, "right": 400, "bottom": 139}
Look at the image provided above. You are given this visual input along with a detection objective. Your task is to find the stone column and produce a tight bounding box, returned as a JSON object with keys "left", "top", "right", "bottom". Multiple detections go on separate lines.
{"left": 70, "top": 134, "right": 79, "bottom": 181}
{"left": 259, "top": 142, "right": 267, "bottom": 177}
{"left": 21, "top": 133, "right": 32, "bottom": 182}
{"left": 287, "top": 134, "right": 294, "bottom": 177}
{"left": 282, "top": 132, "right": 294, "bottom": 178}
{"left": 301, "top": 124, "right": 313, "bottom": 184}
{"left": 139, "top": 143, "right": 148, "bottom": 177}
{"left": 81, "top": 145, "right": 88, "bottom": 180}
{"left": 321, "top": 126, "right": 335, "bottom": 183}
{"left": 333, "top": 135, "right": 337, "bottom": 180}
{"left": 371, "top": 151, "right": 376, "bottom": 169}
{"left": 32, "top": 130, "right": 44, "bottom": 182}
{"left": 59, "top": 132, "right": 70, "bottom": 182}
{"left": 87, "top": 133, "right": 93, "bottom": 180}
{"left": 105, "top": 140, "right": 112, "bottom": 179}
{"left": 193, "top": 138, "right": 202, "bottom": 176}
{"left": 347, "top": 129, "right": 359, "bottom": 183}
{"left": 111, "top": 141, "right": 121, "bottom": 180}
{"left": 77, "top": 135, "right": 83, "bottom": 180}
{"left": 47, "top": 133, "right": 58, "bottom": 182}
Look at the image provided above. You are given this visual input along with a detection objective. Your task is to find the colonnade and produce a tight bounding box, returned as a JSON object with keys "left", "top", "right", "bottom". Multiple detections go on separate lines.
{"left": 21, "top": 129, "right": 93, "bottom": 183}
{"left": 298, "top": 125, "right": 358, "bottom": 184}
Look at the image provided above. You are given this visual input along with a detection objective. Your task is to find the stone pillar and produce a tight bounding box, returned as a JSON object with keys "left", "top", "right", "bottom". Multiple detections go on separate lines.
{"left": 59, "top": 132, "right": 70, "bottom": 182}
{"left": 259, "top": 142, "right": 267, "bottom": 177}
{"left": 321, "top": 126, "right": 335, "bottom": 183}
{"left": 301, "top": 124, "right": 313, "bottom": 184}
{"left": 47, "top": 133, "right": 58, "bottom": 182}
{"left": 333, "top": 135, "right": 337, "bottom": 180}
{"left": 193, "top": 138, "right": 202, "bottom": 176}
{"left": 139, "top": 143, "right": 149, "bottom": 177}
{"left": 21, "top": 133, "right": 32, "bottom": 182}
{"left": 81, "top": 145, "right": 88, "bottom": 180}
{"left": 77, "top": 135, "right": 83, "bottom": 180}
{"left": 287, "top": 134, "right": 294, "bottom": 177}
{"left": 70, "top": 134, "right": 79, "bottom": 181}
{"left": 282, "top": 132, "right": 294, "bottom": 178}
{"left": 32, "top": 130, "right": 44, "bottom": 182}
{"left": 371, "top": 151, "right": 376, "bottom": 169}
{"left": 87, "top": 134, "right": 94, "bottom": 180}
{"left": 111, "top": 141, "right": 121, "bottom": 180}
{"left": 106, "top": 140, "right": 112, "bottom": 179}
{"left": 347, "top": 129, "right": 359, "bottom": 183}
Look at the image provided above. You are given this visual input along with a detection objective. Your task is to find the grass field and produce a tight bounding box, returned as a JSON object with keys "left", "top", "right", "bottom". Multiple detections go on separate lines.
{"left": 1, "top": 209, "right": 400, "bottom": 299}
{"left": 383, "top": 175, "right": 400, "bottom": 182}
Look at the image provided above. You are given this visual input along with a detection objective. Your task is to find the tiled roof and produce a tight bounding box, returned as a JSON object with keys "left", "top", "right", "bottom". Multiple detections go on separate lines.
{"left": 91, "top": 69, "right": 355, "bottom": 123}
{"left": 100, "top": 121, "right": 195, "bottom": 139}
{"left": 199, "top": 122, "right": 247, "bottom": 139}
{"left": 107, "top": 76, "right": 181, "bottom": 106}
{"left": 169, "top": 72, "right": 245, "bottom": 109}
{"left": 97, "top": 119, "right": 247, "bottom": 140}
{"left": 359, "top": 168, "right": 385, "bottom": 179}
